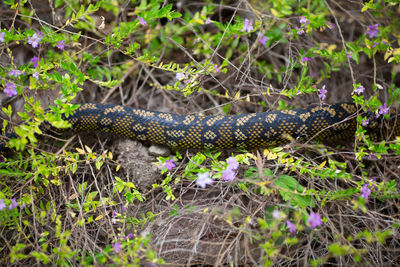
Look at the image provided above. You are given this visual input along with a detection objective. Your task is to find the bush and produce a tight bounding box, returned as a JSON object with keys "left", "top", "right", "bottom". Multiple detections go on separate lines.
{"left": 0, "top": 0, "right": 399, "bottom": 266}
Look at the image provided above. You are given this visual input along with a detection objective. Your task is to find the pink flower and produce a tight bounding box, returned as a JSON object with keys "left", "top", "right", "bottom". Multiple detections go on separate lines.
{"left": 138, "top": 16, "right": 147, "bottom": 26}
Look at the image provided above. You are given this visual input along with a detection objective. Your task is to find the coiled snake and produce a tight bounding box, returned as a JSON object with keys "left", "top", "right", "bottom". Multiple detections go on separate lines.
{"left": 0, "top": 102, "right": 397, "bottom": 150}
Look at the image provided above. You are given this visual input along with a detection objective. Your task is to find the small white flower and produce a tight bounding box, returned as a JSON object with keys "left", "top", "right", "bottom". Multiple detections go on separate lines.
{"left": 196, "top": 172, "right": 213, "bottom": 188}
{"left": 176, "top": 72, "right": 186, "bottom": 80}
{"left": 272, "top": 209, "right": 281, "bottom": 219}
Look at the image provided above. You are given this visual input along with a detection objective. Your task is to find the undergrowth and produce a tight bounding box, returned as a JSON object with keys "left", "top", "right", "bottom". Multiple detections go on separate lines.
{"left": 0, "top": 0, "right": 400, "bottom": 266}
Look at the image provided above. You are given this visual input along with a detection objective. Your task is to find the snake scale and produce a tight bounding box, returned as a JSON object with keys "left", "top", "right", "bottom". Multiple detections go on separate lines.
{"left": 1, "top": 102, "right": 397, "bottom": 151}
{"left": 0, "top": 102, "right": 398, "bottom": 151}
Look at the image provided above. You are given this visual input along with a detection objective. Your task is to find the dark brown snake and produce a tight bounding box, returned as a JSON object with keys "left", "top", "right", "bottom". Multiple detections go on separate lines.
{"left": 0, "top": 102, "right": 398, "bottom": 151}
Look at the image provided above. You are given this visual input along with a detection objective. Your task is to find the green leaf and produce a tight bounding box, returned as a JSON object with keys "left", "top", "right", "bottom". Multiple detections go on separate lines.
{"left": 274, "top": 175, "right": 315, "bottom": 208}
{"left": 328, "top": 243, "right": 350, "bottom": 256}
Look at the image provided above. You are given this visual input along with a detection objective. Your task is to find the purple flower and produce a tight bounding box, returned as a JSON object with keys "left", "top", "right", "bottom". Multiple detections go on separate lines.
{"left": 138, "top": 16, "right": 147, "bottom": 26}
{"left": 226, "top": 157, "right": 239, "bottom": 171}
{"left": 9, "top": 198, "right": 18, "bottom": 210}
{"left": 222, "top": 168, "right": 236, "bottom": 181}
{"left": 346, "top": 52, "right": 353, "bottom": 59}
{"left": 121, "top": 205, "right": 126, "bottom": 212}
{"left": 56, "top": 40, "right": 66, "bottom": 50}
{"left": 307, "top": 212, "right": 322, "bottom": 229}
{"left": 296, "top": 27, "right": 304, "bottom": 35}
{"left": 0, "top": 32, "right": 5, "bottom": 42}
{"left": 327, "top": 22, "right": 336, "bottom": 30}
{"left": 211, "top": 63, "right": 220, "bottom": 73}
{"left": 0, "top": 199, "right": 6, "bottom": 210}
{"left": 222, "top": 157, "right": 239, "bottom": 181}
{"left": 8, "top": 70, "right": 23, "bottom": 77}
{"left": 163, "top": 159, "right": 176, "bottom": 170}
{"left": 112, "top": 210, "right": 118, "bottom": 224}
{"left": 242, "top": 18, "right": 253, "bottom": 33}
{"left": 112, "top": 242, "right": 122, "bottom": 253}
{"left": 372, "top": 42, "right": 379, "bottom": 48}
{"left": 31, "top": 56, "right": 39, "bottom": 67}
{"left": 257, "top": 33, "right": 268, "bottom": 46}
{"left": 272, "top": 209, "right": 281, "bottom": 219}
{"left": 299, "top": 16, "right": 309, "bottom": 26}
{"left": 362, "top": 118, "right": 369, "bottom": 126}
{"left": 27, "top": 32, "right": 42, "bottom": 48}
{"left": 4, "top": 82, "right": 17, "bottom": 97}
{"left": 286, "top": 220, "right": 296, "bottom": 235}
{"left": 354, "top": 85, "right": 365, "bottom": 94}
{"left": 32, "top": 72, "right": 39, "bottom": 79}
{"left": 301, "top": 57, "right": 311, "bottom": 62}
{"left": 196, "top": 172, "right": 213, "bottom": 188}
{"left": 366, "top": 24, "right": 379, "bottom": 38}
{"left": 122, "top": 233, "right": 133, "bottom": 240}
{"left": 318, "top": 85, "right": 327, "bottom": 102}
{"left": 204, "top": 17, "right": 212, "bottom": 25}
{"left": 377, "top": 103, "right": 389, "bottom": 117}
{"left": 361, "top": 183, "right": 371, "bottom": 201}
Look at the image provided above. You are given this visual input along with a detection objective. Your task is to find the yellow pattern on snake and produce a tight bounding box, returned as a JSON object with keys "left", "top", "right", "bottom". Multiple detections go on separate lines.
{"left": 1, "top": 103, "right": 398, "bottom": 150}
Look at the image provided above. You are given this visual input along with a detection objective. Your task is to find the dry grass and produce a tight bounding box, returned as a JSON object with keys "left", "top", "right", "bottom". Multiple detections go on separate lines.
{"left": 1, "top": 0, "right": 400, "bottom": 266}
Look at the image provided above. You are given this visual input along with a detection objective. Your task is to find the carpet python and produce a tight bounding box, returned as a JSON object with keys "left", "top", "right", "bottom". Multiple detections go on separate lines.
{"left": 0, "top": 102, "right": 398, "bottom": 150}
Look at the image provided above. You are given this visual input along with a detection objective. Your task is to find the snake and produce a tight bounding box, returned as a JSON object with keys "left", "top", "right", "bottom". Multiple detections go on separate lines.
{"left": 0, "top": 102, "right": 397, "bottom": 151}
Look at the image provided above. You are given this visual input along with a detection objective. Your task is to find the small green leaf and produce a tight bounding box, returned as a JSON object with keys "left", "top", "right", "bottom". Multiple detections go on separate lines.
{"left": 275, "top": 175, "right": 315, "bottom": 208}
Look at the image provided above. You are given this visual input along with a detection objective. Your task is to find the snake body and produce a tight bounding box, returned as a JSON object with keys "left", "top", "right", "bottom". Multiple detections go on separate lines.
{"left": 0, "top": 102, "right": 396, "bottom": 150}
